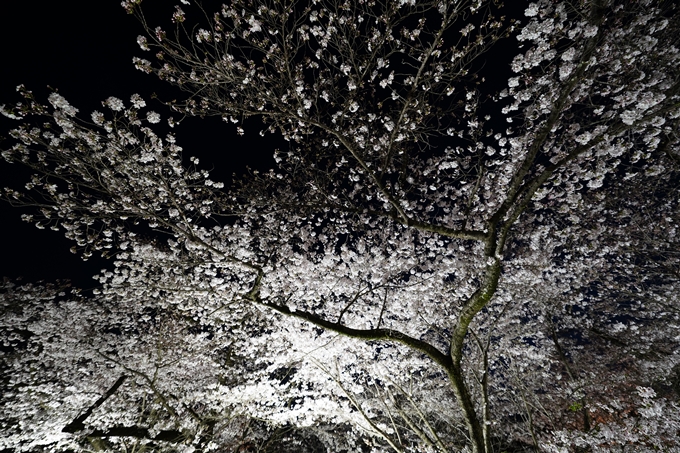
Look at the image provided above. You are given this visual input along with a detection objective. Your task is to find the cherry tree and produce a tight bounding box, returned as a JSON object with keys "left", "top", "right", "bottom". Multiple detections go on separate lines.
{"left": 2, "top": 0, "right": 680, "bottom": 452}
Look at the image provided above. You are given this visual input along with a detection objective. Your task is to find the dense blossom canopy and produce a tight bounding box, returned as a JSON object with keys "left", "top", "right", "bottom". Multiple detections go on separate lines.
{"left": 1, "top": 0, "right": 680, "bottom": 452}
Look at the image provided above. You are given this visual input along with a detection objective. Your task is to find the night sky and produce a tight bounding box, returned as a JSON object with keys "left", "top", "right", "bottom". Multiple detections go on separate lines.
{"left": 1, "top": 1, "right": 522, "bottom": 288}
{"left": 0, "top": 1, "right": 277, "bottom": 287}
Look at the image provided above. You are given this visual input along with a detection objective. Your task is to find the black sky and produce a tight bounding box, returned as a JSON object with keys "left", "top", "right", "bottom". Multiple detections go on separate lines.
{"left": 1, "top": 1, "right": 523, "bottom": 287}
{"left": 0, "top": 1, "right": 276, "bottom": 287}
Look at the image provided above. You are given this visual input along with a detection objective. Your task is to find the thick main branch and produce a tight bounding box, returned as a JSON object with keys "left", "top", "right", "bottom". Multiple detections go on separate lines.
{"left": 258, "top": 298, "right": 452, "bottom": 370}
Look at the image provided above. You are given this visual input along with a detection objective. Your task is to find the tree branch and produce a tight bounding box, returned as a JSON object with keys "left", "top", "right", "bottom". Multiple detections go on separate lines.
{"left": 259, "top": 298, "right": 452, "bottom": 370}
{"left": 63, "top": 375, "right": 128, "bottom": 433}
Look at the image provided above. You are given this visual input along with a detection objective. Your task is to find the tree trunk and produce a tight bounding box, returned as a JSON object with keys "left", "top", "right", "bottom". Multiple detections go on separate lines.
{"left": 447, "top": 364, "right": 487, "bottom": 453}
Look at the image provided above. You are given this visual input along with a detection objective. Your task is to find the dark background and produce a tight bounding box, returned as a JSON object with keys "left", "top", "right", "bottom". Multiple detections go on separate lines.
{"left": 0, "top": 1, "right": 277, "bottom": 287}
{"left": 1, "top": 1, "right": 521, "bottom": 288}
